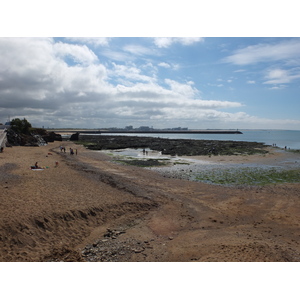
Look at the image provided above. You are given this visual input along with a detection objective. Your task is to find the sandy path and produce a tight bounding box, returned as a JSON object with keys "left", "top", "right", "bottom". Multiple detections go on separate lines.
{"left": 0, "top": 141, "right": 299, "bottom": 261}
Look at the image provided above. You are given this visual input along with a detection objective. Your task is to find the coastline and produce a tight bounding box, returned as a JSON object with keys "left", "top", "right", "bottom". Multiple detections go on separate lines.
{"left": 0, "top": 141, "right": 299, "bottom": 261}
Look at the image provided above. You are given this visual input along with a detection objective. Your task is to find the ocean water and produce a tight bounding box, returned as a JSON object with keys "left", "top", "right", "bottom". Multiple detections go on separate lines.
{"left": 101, "top": 130, "right": 300, "bottom": 150}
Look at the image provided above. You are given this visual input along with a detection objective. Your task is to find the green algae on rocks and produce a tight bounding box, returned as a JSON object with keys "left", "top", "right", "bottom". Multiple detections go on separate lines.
{"left": 194, "top": 167, "right": 300, "bottom": 186}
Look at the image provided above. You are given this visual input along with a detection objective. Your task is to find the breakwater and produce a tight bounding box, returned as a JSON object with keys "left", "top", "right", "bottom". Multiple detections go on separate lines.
{"left": 56, "top": 129, "right": 243, "bottom": 135}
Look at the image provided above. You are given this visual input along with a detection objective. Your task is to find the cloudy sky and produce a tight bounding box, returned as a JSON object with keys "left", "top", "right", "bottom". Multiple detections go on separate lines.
{"left": 1, "top": 36, "right": 300, "bottom": 130}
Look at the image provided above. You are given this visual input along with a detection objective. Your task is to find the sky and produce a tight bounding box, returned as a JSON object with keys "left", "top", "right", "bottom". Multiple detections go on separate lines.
{"left": 1, "top": 36, "right": 300, "bottom": 130}
{"left": 0, "top": 0, "right": 299, "bottom": 131}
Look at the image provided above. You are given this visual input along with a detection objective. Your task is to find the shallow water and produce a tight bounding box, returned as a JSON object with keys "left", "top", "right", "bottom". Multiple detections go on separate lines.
{"left": 99, "top": 146, "right": 300, "bottom": 186}
{"left": 101, "top": 148, "right": 218, "bottom": 165}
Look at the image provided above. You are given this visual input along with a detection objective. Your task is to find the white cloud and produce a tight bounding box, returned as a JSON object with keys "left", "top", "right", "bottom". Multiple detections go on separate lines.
{"left": 263, "top": 68, "right": 300, "bottom": 84}
{"left": 158, "top": 62, "right": 180, "bottom": 70}
{"left": 65, "top": 37, "right": 111, "bottom": 46}
{"left": 158, "top": 62, "right": 171, "bottom": 68}
{"left": 101, "top": 49, "right": 132, "bottom": 61}
{"left": 54, "top": 42, "right": 99, "bottom": 65}
{"left": 223, "top": 39, "right": 300, "bottom": 65}
{"left": 165, "top": 79, "right": 198, "bottom": 98}
{"left": 208, "top": 83, "right": 224, "bottom": 88}
{"left": 153, "top": 37, "right": 204, "bottom": 48}
{"left": 100, "top": 44, "right": 159, "bottom": 62}
{"left": 123, "top": 44, "right": 157, "bottom": 56}
{"left": 247, "top": 80, "right": 255, "bottom": 84}
{"left": 269, "top": 85, "right": 287, "bottom": 90}
{"left": 110, "top": 63, "right": 156, "bottom": 83}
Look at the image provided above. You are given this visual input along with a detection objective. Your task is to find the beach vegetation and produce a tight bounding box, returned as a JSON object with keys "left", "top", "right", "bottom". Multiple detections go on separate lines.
{"left": 10, "top": 118, "right": 32, "bottom": 134}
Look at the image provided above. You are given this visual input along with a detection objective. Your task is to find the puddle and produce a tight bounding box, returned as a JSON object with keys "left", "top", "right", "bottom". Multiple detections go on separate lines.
{"left": 100, "top": 148, "right": 217, "bottom": 165}
{"left": 111, "top": 148, "right": 169, "bottom": 159}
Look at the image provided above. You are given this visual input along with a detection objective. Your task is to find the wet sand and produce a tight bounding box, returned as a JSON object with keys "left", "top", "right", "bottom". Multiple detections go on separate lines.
{"left": 0, "top": 141, "right": 299, "bottom": 261}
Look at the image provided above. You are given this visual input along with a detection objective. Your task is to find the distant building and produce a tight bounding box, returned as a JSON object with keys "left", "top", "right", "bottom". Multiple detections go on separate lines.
{"left": 125, "top": 125, "right": 133, "bottom": 130}
{"left": 138, "top": 126, "right": 152, "bottom": 131}
{"left": 164, "top": 127, "right": 188, "bottom": 131}
{"left": 171, "top": 127, "right": 188, "bottom": 131}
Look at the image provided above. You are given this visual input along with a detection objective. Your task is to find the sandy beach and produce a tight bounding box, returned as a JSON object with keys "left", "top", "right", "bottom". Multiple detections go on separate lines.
{"left": 0, "top": 141, "right": 299, "bottom": 262}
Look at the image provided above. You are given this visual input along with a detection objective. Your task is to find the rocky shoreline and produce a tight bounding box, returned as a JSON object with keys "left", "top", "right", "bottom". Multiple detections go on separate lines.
{"left": 77, "top": 135, "right": 269, "bottom": 156}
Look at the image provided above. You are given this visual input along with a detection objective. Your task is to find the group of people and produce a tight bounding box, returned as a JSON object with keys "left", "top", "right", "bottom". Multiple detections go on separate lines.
{"left": 32, "top": 145, "right": 77, "bottom": 170}
{"left": 59, "top": 145, "right": 78, "bottom": 155}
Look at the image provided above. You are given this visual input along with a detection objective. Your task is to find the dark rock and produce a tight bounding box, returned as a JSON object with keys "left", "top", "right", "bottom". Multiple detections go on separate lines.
{"left": 42, "top": 131, "right": 62, "bottom": 142}
{"left": 70, "top": 132, "right": 79, "bottom": 141}
{"left": 79, "top": 135, "right": 269, "bottom": 156}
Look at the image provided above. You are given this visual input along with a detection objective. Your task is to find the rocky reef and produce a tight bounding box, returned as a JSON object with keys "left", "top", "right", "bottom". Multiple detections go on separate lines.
{"left": 78, "top": 135, "right": 269, "bottom": 156}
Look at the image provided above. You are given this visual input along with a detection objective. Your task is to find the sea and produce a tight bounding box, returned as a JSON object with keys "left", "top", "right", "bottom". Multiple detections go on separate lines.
{"left": 99, "top": 130, "right": 300, "bottom": 150}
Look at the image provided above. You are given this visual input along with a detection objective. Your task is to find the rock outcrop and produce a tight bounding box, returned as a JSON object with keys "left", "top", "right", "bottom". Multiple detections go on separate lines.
{"left": 6, "top": 128, "right": 62, "bottom": 147}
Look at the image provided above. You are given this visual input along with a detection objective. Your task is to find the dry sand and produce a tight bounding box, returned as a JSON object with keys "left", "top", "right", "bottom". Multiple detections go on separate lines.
{"left": 0, "top": 141, "right": 299, "bottom": 262}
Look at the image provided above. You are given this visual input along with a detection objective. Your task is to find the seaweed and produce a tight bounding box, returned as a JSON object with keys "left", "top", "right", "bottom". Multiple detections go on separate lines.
{"left": 194, "top": 167, "right": 300, "bottom": 186}
{"left": 116, "top": 159, "right": 168, "bottom": 167}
